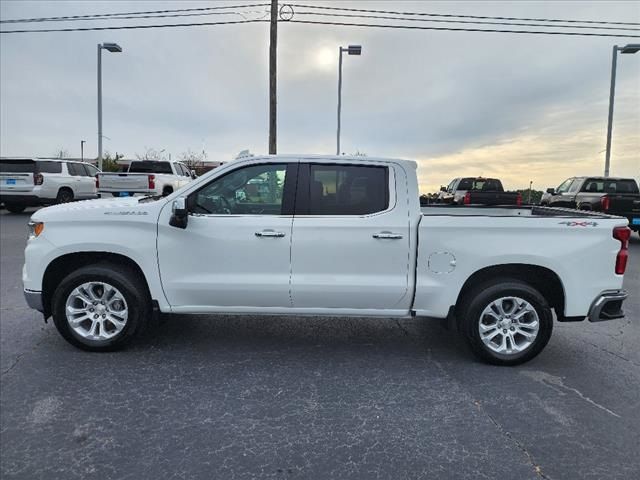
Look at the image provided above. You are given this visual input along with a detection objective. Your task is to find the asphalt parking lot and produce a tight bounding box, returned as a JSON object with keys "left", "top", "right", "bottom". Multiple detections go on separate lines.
{"left": 1, "top": 208, "right": 639, "bottom": 480}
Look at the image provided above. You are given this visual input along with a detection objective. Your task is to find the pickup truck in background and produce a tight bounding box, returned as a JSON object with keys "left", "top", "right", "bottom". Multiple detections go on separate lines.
{"left": 438, "top": 177, "right": 522, "bottom": 206}
{"left": 541, "top": 176, "right": 640, "bottom": 235}
{"left": 97, "top": 160, "right": 195, "bottom": 197}
{"left": 23, "top": 155, "right": 630, "bottom": 365}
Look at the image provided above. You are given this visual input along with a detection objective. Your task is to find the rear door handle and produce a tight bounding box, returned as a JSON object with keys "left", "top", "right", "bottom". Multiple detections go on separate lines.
{"left": 373, "top": 232, "right": 403, "bottom": 239}
{"left": 255, "top": 230, "right": 286, "bottom": 238}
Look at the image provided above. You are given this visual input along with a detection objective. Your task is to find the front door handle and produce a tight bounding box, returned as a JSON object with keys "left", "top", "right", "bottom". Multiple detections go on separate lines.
{"left": 255, "top": 230, "right": 286, "bottom": 238}
{"left": 373, "top": 232, "right": 403, "bottom": 240}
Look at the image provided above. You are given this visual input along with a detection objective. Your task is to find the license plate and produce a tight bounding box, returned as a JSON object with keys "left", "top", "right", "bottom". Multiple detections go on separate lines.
{"left": 632, "top": 218, "right": 640, "bottom": 225}
{"left": 5, "top": 179, "right": 16, "bottom": 185}
{"left": 118, "top": 192, "right": 130, "bottom": 197}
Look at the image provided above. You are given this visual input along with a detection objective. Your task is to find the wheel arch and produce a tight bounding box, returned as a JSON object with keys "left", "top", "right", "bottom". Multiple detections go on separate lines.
{"left": 41, "top": 252, "right": 151, "bottom": 319}
{"left": 455, "top": 263, "right": 566, "bottom": 321}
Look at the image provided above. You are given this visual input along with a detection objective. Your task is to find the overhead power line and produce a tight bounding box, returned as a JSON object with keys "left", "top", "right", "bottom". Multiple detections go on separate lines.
{"left": 293, "top": 10, "right": 640, "bottom": 32}
{"left": 286, "top": 19, "right": 640, "bottom": 38}
{"left": 0, "top": 19, "right": 267, "bottom": 34}
{"left": 288, "top": 2, "right": 640, "bottom": 27}
{"left": 4, "top": 17, "right": 637, "bottom": 37}
{"left": 0, "top": 3, "right": 270, "bottom": 24}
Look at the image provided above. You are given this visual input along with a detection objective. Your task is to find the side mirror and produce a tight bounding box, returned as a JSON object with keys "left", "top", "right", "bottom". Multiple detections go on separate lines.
{"left": 440, "top": 186, "right": 447, "bottom": 192}
{"left": 546, "top": 188, "right": 555, "bottom": 194}
{"left": 190, "top": 169, "right": 197, "bottom": 179}
{"left": 169, "top": 197, "right": 188, "bottom": 229}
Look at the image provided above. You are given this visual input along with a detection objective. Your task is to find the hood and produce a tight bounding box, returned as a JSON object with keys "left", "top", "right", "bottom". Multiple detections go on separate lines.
{"left": 31, "top": 196, "right": 163, "bottom": 222}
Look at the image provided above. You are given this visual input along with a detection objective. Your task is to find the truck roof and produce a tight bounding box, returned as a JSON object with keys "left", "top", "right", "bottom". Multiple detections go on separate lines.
{"left": 246, "top": 154, "right": 418, "bottom": 170}
{"left": 571, "top": 176, "right": 637, "bottom": 181}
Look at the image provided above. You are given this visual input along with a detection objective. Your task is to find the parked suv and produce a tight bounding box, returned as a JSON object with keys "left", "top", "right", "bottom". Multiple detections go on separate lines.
{"left": 541, "top": 176, "right": 640, "bottom": 234}
{"left": 0, "top": 158, "right": 100, "bottom": 213}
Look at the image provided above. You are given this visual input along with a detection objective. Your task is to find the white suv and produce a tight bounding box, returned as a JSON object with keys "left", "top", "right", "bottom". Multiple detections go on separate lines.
{"left": 0, "top": 158, "right": 100, "bottom": 213}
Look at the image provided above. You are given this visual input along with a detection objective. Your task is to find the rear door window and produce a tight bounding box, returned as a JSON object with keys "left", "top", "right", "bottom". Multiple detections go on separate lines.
{"left": 0, "top": 160, "right": 36, "bottom": 173}
{"left": 304, "top": 164, "right": 389, "bottom": 215}
{"left": 35, "top": 161, "right": 62, "bottom": 174}
{"left": 66, "top": 163, "right": 84, "bottom": 176}
{"left": 610, "top": 179, "right": 639, "bottom": 194}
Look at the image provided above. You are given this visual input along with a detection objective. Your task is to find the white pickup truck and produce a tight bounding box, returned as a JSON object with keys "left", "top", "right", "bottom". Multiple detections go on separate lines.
{"left": 97, "top": 160, "right": 195, "bottom": 197}
{"left": 23, "top": 155, "right": 631, "bottom": 365}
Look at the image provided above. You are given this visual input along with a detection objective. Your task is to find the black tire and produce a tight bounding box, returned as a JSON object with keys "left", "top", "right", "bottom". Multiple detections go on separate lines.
{"left": 458, "top": 279, "right": 553, "bottom": 366}
{"left": 162, "top": 186, "right": 173, "bottom": 197}
{"left": 5, "top": 203, "right": 26, "bottom": 214}
{"left": 56, "top": 188, "right": 74, "bottom": 204}
{"left": 51, "top": 263, "right": 150, "bottom": 351}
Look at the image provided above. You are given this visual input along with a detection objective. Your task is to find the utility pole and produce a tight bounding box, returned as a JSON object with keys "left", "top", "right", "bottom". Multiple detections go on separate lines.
{"left": 268, "top": 0, "right": 278, "bottom": 155}
{"left": 97, "top": 44, "right": 103, "bottom": 170}
{"left": 80, "top": 140, "right": 86, "bottom": 162}
{"left": 603, "top": 43, "right": 640, "bottom": 177}
{"left": 604, "top": 45, "right": 618, "bottom": 178}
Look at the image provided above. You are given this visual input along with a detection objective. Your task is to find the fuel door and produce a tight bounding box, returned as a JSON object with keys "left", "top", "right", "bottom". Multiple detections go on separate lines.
{"left": 428, "top": 252, "right": 457, "bottom": 274}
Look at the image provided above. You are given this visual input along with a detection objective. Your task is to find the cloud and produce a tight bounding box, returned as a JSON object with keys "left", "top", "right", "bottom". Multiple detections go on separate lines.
{"left": 1, "top": 0, "right": 638, "bottom": 192}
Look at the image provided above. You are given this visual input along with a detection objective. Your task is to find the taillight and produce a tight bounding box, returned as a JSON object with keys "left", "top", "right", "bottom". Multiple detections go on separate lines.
{"left": 600, "top": 195, "right": 610, "bottom": 212}
{"left": 463, "top": 192, "right": 471, "bottom": 205}
{"left": 148, "top": 174, "right": 156, "bottom": 190}
{"left": 516, "top": 193, "right": 522, "bottom": 206}
{"left": 33, "top": 173, "right": 43, "bottom": 185}
{"left": 95, "top": 175, "right": 100, "bottom": 189}
{"left": 613, "top": 226, "right": 630, "bottom": 275}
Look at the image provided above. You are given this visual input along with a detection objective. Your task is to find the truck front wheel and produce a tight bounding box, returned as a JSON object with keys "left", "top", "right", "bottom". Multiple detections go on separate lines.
{"left": 5, "top": 203, "right": 26, "bottom": 214}
{"left": 51, "top": 263, "right": 150, "bottom": 351}
{"left": 459, "top": 279, "right": 553, "bottom": 366}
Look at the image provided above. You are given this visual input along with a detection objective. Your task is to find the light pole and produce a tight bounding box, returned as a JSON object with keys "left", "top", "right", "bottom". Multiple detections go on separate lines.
{"left": 97, "top": 42, "right": 122, "bottom": 171}
{"left": 604, "top": 43, "right": 639, "bottom": 177}
{"left": 80, "top": 140, "right": 86, "bottom": 162}
{"left": 336, "top": 45, "right": 361, "bottom": 155}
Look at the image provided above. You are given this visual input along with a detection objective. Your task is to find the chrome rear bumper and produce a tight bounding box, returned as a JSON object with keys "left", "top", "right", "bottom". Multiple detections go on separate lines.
{"left": 24, "top": 289, "right": 43, "bottom": 313}
{"left": 588, "top": 290, "right": 628, "bottom": 322}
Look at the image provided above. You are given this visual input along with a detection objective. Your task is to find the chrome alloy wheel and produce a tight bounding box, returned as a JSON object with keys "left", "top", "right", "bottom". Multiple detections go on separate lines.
{"left": 65, "top": 282, "right": 128, "bottom": 341}
{"left": 478, "top": 296, "right": 540, "bottom": 355}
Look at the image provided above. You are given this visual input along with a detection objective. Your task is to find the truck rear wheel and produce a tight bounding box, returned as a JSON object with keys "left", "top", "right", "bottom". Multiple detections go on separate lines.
{"left": 459, "top": 279, "right": 553, "bottom": 366}
{"left": 56, "top": 188, "right": 74, "bottom": 204}
{"left": 51, "top": 263, "right": 150, "bottom": 351}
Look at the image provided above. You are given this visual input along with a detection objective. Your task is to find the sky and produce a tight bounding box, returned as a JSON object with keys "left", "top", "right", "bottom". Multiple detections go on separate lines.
{"left": 1, "top": 0, "right": 638, "bottom": 193}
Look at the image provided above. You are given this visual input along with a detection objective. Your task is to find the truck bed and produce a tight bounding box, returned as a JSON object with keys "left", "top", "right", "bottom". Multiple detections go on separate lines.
{"left": 421, "top": 204, "right": 614, "bottom": 218}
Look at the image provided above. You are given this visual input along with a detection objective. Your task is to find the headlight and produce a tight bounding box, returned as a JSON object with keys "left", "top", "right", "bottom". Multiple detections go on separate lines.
{"left": 28, "top": 221, "right": 44, "bottom": 239}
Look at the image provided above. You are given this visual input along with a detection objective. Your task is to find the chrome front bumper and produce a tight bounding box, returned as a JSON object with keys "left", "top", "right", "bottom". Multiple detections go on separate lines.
{"left": 588, "top": 290, "right": 628, "bottom": 322}
{"left": 24, "top": 289, "right": 43, "bottom": 313}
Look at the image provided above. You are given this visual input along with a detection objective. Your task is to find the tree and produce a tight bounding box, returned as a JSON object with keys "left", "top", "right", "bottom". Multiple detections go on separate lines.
{"left": 101, "top": 151, "right": 124, "bottom": 172}
{"left": 135, "top": 147, "right": 166, "bottom": 161}
{"left": 179, "top": 149, "right": 207, "bottom": 170}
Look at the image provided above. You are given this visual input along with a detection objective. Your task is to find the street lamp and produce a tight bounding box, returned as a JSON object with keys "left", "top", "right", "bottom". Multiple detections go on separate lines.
{"left": 97, "top": 42, "right": 122, "bottom": 171}
{"left": 336, "top": 44, "right": 362, "bottom": 155}
{"left": 80, "top": 140, "right": 86, "bottom": 162}
{"left": 604, "top": 43, "right": 639, "bottom": 177}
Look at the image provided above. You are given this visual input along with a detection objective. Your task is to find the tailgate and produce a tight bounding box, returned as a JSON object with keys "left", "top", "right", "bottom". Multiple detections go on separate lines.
{"left": 469, "top": 192, "right": 520, "bottom": 205}
{"left": 609, "top": 195, "right": 640, "bottom": 214}
{"left": 610, "top": 195, "right": 640, "bottom": 227}
{"left": 0, "top": 159, "right": 35, "bottom": 193}
{"left": 97, "top": 173, "right": 151, "bottom": 192}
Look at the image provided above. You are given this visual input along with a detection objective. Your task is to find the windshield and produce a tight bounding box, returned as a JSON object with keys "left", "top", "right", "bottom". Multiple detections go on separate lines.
{"left": 129, "top": 161, "right": 173, "bottom": 174}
